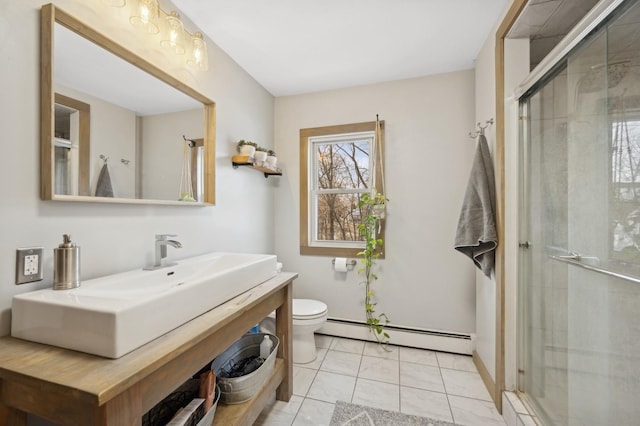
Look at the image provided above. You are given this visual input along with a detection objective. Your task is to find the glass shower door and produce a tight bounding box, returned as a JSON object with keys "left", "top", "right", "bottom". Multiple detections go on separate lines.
{"left": 519, "top": 1, "right": 640, "bottom": 424}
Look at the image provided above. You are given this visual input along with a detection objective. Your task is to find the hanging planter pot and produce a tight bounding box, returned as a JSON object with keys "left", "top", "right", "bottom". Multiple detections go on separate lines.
{"left": 372, "top": 202, "right": 386, "bottom": 219}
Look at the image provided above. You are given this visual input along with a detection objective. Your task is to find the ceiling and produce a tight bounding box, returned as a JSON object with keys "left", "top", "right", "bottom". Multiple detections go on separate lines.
{"left": 508, "top": 0, "right": 601, "bottom": 68}
{"left": 172, "top": 0, "right": 508, "bottom": 96}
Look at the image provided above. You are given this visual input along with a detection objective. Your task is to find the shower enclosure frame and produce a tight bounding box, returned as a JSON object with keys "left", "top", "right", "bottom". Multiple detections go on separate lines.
{"left": 493, "top": 0, "right": 633, "bottom": 417}
{"left": 513, "top": 0, "right": 639, "bottom": 423}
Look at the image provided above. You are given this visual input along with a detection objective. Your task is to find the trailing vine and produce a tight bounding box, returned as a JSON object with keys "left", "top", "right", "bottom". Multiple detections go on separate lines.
{"left": 357, "top": 190, "right": 390, "bottom": 346}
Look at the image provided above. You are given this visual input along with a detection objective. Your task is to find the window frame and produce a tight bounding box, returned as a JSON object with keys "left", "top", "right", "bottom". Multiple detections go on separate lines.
{"left": 300, "top": 121, "right": 385, "bottom": 257}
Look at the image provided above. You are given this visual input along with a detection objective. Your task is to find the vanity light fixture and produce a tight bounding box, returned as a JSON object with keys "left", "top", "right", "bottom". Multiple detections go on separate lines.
{"left": 161, "top": 11, "right": 186, "bottom": 54}
{"left": 101, "top": 0, "right": 209, "bottom": 71}
{"left": 187, "top": 32, "right": 208, "bottom": 71}
{"left": 129, "top": 0, "right": 160, "bottom": 34}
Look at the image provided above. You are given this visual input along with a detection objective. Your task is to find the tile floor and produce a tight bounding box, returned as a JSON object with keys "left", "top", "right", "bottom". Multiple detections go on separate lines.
{"left": 255, "top": 335, "right": 506, "bottom": 425}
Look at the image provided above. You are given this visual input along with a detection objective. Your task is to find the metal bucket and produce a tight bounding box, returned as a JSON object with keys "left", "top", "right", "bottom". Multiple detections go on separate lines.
{"left": 211, "top": 333, "right": 279, "bottom": 404}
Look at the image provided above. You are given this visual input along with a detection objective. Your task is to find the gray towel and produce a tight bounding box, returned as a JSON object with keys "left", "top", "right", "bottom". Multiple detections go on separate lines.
{"left": 454, "top": 134, "right": 497, "bottom": 277}
{"left": 95, "top": 163, "right": 114, "bottom": 197}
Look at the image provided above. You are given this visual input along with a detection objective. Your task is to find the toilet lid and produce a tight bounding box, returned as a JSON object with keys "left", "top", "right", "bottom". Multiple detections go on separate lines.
{"left": 293, "top": 299, "right": 327, "bottom": 318}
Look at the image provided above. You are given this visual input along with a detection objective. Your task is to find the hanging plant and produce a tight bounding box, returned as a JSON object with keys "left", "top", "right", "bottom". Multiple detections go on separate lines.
{"left": 357, "top": 190, "right": 390, "bottom": 346}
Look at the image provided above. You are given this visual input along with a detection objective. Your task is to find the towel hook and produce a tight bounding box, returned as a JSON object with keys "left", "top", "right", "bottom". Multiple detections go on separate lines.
{"left": 99, "top": 154, "right": 109, "bottom": 164}
{"left": 468, "top": 118, "right": 494, "bottom": 139}
{"left": 183, "top": 135, "right": 196, "bottom": 148}
{"left": 121, "top": 158, "right": 130, "bottom": 165}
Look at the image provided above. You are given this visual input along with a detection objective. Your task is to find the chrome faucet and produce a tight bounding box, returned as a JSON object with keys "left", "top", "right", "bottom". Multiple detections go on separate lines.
{"left": 144, "top": 234, "right": 182, "bottom": 270}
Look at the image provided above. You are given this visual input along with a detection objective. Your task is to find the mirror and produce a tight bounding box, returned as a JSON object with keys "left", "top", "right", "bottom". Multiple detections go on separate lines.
{"left": 41, "top": 4, "right": 216, "bottom": 205}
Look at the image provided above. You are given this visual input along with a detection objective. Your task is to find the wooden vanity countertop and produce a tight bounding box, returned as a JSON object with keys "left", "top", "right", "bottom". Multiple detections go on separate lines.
{"left": 0, "top": 272, "right": 297, "bottom": 409}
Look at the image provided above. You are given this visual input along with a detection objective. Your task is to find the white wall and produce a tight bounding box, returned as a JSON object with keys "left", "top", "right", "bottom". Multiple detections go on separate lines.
{"left": 0, "top": 0, "right": 275, "bottom": 335}
{"left": 141, "top": 109, "right": 202, "bottom": 201}
{"left": 472, "top": 0, "right": 530, "bottom": 386}
{"left": 273, "top": 71, "right": 478, "bottom": 335}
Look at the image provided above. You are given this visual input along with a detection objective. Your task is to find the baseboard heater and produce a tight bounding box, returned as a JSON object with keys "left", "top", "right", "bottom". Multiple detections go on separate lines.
{"left": 318, "top": 317, "right": 474, "bottom": 355}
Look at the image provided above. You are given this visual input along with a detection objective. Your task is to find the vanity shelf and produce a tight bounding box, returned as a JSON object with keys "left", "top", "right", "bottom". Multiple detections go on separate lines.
{"left": 0, "top": 273, "right": 296, "bottom": 426}
{"left": 232, "top": 161, "right": 282, "bottom": 178}
{"left": 213, "top": 358, "right": 285, "bottom": 425}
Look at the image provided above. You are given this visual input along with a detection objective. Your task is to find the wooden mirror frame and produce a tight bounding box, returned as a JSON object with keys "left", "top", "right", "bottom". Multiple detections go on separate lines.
{"left": 40, "top": 3, "right": 216, "bottom": 206}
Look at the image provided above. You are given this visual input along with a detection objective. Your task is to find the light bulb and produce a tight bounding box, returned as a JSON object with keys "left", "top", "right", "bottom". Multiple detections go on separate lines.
{"left": 129, "top": 0, "right": 159, "bottom": 34}
{"left": 187, "top": 32, "right": 208, "bottom": 71}
{"left": 161, "top": 11, "right": 185, "bottom": 54}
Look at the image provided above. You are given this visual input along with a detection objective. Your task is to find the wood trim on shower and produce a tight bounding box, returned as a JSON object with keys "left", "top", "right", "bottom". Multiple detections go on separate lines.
{"left": 493, "top": 0, "right": 528, "bottom": 414}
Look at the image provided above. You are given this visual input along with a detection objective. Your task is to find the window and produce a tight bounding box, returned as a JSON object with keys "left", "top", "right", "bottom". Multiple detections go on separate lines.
{"left": 611, "top": 119, "right": 640, "bottom": 259}
{"left": 611, "top": 119, "right": 640, "bottom": 201}
{"left": 300, "top": 121, "right": 385, "bottom": 257}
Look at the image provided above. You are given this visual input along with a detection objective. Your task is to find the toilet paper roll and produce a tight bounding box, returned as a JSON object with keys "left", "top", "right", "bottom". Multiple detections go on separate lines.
{"left": 334, "top": 257, "right": 348, "bottom": 272}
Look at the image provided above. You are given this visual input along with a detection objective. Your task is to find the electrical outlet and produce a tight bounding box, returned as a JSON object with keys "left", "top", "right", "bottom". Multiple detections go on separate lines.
{"left": 16, "top": 247, "right": 44, "bottom": 285}
{"left": 25, "top": 254, "right": 39, "bottom": 275}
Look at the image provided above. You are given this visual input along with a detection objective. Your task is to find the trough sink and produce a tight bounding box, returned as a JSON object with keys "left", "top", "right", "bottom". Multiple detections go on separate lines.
{"left": 11, "top": 252, "right": 277, "bottom": 358}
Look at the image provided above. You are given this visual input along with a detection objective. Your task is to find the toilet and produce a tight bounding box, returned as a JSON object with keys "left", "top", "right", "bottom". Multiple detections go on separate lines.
{"left": 260, "top": 298, "right": 328, "bottom": 364}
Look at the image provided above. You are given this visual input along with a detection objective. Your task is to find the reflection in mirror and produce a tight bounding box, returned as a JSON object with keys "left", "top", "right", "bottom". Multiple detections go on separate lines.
{"left": 41, "top": 4, "right": 216, "bottom": 205}
{"left": 54, "top": 93, "right": 90, "bottom": 196}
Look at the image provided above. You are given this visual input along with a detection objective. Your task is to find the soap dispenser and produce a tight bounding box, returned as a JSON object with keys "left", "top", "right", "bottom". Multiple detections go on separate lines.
{"left": 53, "top": 234, "right": 81, "bottom": 290}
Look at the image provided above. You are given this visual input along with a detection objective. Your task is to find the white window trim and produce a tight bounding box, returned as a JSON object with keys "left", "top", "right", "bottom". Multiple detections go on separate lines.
{"left": 299, "top": 120, "right": 384, "bottom": 258}
{"left": 307, "top": 130, "right": 376, "bottom": 249}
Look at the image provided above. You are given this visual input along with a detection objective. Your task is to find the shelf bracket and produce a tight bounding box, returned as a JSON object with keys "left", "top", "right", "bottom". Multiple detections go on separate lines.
{"left": 231, "top": 161, "right": 282, "bottom": 178}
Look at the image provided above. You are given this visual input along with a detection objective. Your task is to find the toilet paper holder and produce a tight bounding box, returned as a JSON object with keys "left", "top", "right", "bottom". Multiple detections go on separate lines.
{"left": 332, "top": 258, "right": 357, "bottom": 268}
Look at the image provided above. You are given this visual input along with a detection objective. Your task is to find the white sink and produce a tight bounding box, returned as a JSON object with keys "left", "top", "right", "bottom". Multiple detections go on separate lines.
{"left": 11, "top": 252, "right": 277, "bottom": 358}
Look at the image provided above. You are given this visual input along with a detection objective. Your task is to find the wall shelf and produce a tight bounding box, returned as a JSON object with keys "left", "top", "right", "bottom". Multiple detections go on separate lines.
{"left": 232, "top": 161, "right": 282, "bottom": 178}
